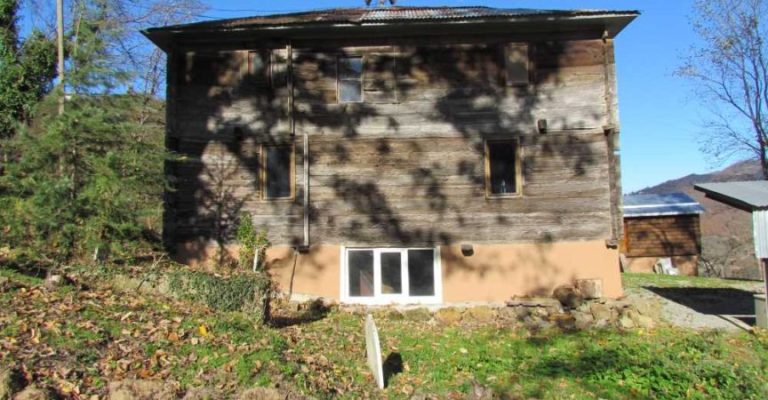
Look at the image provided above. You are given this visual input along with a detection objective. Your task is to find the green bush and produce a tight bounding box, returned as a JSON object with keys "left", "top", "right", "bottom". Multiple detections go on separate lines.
{"left": 236, "top": 212, "right": 270, "bottom": 271}
{"left": 167, "top": 270, "right": 273, "bottom": 323}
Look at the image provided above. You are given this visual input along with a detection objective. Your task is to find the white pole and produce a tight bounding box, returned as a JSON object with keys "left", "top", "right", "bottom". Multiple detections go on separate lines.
{"left": 56, "top": 0, "right": 65, "bottom": 115}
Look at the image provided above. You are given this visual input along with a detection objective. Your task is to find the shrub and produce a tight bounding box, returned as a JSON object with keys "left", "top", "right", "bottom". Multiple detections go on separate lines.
{"left": 236, "top": 212, "right": 270, "bottom": 271}
{"left": 167, "top": 269, "right": 273, "bottom": 323}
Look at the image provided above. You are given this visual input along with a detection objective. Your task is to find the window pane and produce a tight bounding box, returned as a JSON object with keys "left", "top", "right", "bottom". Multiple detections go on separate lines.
{"left": 381, "top": 252, "right": 402, "bottom": 294}
{"left": 339, "top": 80, "right": 362, "bottom": 103}
{"left": 348, "top": 250, "right": 374, "bottom": 297}
{"left": 505, "top": 43, "right": 529, "bottom": 85}
{"left": 408, "top": 250, "right": 435, "bottom": 296}
{"left": 489, "top": 142, "right": 517, "bottom": 194}
{"left": 339, "top": 57, "right": 363, "bottom": 79}
{"left": 265, "top": 146, "right": 291, "bottom": 198}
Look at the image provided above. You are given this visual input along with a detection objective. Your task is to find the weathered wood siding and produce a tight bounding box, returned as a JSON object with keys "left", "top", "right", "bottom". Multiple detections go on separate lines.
{"left": 624, "top": 215, "right": 702, "bottom": 257}
{"left": 166, "top": 36, "right": 616, "bottom": 247}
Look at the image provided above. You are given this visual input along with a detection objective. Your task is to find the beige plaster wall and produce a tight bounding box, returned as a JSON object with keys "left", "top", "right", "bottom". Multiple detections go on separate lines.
{"left": 441, "top": 240, "right": 622, "bottom": 301}
{"left": 175, "top": 239, "right": 623, "bottom": 302}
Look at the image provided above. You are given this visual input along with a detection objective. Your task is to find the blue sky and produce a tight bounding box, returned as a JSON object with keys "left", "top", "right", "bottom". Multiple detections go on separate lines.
{"left": 194, "top": 0, "right": 719, "bottom": 193}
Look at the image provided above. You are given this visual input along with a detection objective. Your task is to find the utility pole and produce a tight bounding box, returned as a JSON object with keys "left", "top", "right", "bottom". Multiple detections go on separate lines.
{"left": 56, "top": 0, "right": 65, "bottom": 115}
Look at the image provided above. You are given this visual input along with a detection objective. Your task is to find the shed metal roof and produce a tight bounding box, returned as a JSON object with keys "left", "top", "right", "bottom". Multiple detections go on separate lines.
{"left": 623, "top": 192, "right": 705, "bottom": 218}
{"left": 147, "top": 6, "right": 639, "bottom": 32}
{"left": 694, "top": 181, "right": 768, "bottom": 211}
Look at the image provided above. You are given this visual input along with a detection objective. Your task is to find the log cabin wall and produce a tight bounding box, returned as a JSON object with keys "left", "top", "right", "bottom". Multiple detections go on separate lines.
{"left": 623, "top": 215, "right": 703, "bottom": 258}
{"left": 165, "top": 34, "right": 616, "bottom": 251}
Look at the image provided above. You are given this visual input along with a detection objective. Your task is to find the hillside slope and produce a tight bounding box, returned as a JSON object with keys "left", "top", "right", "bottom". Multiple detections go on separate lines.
{"left": 632, "top": 159, "right": 763, "bottom": 279}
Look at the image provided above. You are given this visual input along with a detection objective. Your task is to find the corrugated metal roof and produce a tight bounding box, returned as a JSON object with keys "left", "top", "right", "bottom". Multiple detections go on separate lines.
{"left": 694, "top": 181, "right": 768, "bottom": 211}
{"left": 147, "top": 6, "right": 639, "bottom": 32}
{"left": 623, "top": 192, "right": 705, "bottom": 217}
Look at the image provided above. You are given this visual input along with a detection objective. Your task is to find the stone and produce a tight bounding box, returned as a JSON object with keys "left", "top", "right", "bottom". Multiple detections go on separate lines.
{"left": 496, "top": 307, "right": 518, "bottom": 323}
{"left": 435, "top": 308, "right": 463, "bottom": 324}
{"left": 589, "top": 303, "right": 613, "bottom": 321}
{"left": 468, "top": 381, "right": 494, "bottom": 400}
{"left": 633, "top": 299, "right": 662, "bottom": 321}
{"left": 402, "top": 308, "right": 432, "bottom": 322}
{"left": 524, "top": 316, "right": 553, "bottom": 332}
{"left": 635, "top": 315, "right": 656, "bottom": 329}
{"left": 572, "top": 311, "right": 595, "bottom": 330}
{"left": 43, "top": 274, "right": 64, "bottom": 290}
{"left": 237, "top": 387, "right": 298, "bottom": 400}
{"left": 576, "top": 279, "right": 603, "bottom": 299}
{"left": 549, "top": 313, "right": 577, "bottom": 331}
{"left": 0, "top": 368, "right": 14, "bottom": 400}
{"left": 12, "top": 386, "right": 49, "bottom": 400}
{"left": 553, "top": 285, "right": 584, "bottom": 309}
{"left": 463, "top": 306, "right": 496, "bottom": 323}
{"left": 182, "top": 387, "right": 222, "bottom": 400}
{"left": 108, "top": 380, "right": 176, "bottom": 400}
{"left": 618, "top": 315, "right": 636, "bottom": 329}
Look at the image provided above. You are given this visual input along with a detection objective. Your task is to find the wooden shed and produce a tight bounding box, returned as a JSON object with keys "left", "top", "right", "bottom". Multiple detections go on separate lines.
{"left": 622, "top": 193, "right": 704, "bottom": 276}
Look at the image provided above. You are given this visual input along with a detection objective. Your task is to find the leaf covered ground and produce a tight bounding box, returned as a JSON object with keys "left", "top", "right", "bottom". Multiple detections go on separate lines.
{"left": 1, "top": 267, "right": 768, "bottom": 399}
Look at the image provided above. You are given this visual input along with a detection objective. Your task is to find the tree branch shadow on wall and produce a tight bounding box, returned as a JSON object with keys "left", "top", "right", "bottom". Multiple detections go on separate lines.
{"left": 167, "top": 38, "right": 613, "bottom": 295}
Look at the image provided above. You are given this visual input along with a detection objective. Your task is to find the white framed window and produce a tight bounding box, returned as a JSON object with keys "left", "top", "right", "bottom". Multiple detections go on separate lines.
{"left": 340, "top": 247, "right": 443, "bottom": 305}
{"left": 338, "top": 56, "right": 363, "bottom": 103}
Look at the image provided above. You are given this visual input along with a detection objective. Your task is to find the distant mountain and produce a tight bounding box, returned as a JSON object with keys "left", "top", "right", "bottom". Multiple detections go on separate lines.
{"left": 634, "top": 159, "right": 763, "bottom": 195}
{"left": 630, "top": 159, "right": 764, "bottom": 279}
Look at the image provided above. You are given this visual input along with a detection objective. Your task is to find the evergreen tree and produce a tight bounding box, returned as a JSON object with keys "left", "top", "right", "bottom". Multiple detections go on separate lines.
{"left": 0, "top": 0, "right": 56, "bottom": 138}
{"left": 0, "top": 0, "right": 166, "bottom": 263}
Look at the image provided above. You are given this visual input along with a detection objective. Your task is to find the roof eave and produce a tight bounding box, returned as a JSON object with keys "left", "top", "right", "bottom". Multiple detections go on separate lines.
{"left": 694, "top": 184, "right": 766, "bottom": 212}
{"left": 143, "top": 12, "right": 638, "bottom": 53}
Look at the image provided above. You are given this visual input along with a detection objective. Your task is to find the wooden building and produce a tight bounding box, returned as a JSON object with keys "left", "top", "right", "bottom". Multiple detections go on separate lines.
{"left": 144, "top": 6, "right": 638, "bottom": 304}
{"left": 622, "top": 193, "right": 704, "bottom": 276}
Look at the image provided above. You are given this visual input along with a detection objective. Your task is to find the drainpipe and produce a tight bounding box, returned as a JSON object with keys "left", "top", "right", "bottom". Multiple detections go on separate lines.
{"left": 286, "top": 41, "right": 310, "bottom": 250}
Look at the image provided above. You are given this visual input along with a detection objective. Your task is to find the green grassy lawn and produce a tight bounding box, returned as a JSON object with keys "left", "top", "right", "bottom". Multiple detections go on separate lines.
{"left": 622, "top": 272, "right": 763, "bottom": 291}
{"left": 1, "top": 267, "right": 768, "bottom": 399}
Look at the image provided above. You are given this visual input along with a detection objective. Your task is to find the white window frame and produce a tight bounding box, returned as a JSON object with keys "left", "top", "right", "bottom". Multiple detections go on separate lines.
{"left": 340, "top": 246, "right": 443, "bottom": 305}
{"left": 337, "top": 55, "right": 364, "bottom": 104}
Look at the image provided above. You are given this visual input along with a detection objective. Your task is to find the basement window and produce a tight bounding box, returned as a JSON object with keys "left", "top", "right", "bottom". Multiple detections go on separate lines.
{"left": 485, "top": 140, "right": 522, "bottom": 196}
{"left": 338, "top": 56, "right": 363, "bottom": 103}
{"left": 342, "top": 248, "right": 442, "bottom": 304}
{"left": 262, "top": 145, "right": 293, "bottom": 199}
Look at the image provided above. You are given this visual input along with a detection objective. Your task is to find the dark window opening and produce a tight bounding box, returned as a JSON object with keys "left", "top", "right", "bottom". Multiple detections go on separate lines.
{"left": 264, "top": 146, "right": 292, "bottom": 199}
{"left": 348, "top": 250, "right": 374, "bottom": 297}
{"left": 381, "top": 252, "right": 402, "bottom": 294}
{"left": 487, "top": 141, "right": 519, "bottom": 195}
{"left": 408, "top": 249, "right": 435, "bottom": 296}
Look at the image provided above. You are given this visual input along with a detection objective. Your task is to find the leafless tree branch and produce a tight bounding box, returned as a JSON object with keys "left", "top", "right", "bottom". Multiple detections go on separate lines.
{"left": 679, "top": 0, "right": 768, "bottom": 178}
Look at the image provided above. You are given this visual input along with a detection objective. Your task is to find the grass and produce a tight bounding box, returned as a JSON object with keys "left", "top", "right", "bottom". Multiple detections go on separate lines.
{"left": 1, "top": 266, "right": 768, "bottom": 399}
{"left": 622, "top": 272, "right": 762, "bottom": 290}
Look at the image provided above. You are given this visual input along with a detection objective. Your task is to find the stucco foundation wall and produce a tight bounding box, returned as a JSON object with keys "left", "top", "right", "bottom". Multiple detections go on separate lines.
{"left": 265, "top": 245, "right": 340, "bottom": 299}
{"left": 624, "top": 255, "right": 699, "bottom": 276}
{"left": 175, "top": 239, "right": 622, "bottom": 301}
{"left": 441, "top": 240, "right": 622, "bottom": 302}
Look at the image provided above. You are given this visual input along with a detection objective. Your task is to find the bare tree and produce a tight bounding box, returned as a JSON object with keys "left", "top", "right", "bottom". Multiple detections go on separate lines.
{"left": 679, "top": 0, "right": 768, "bottom": 178}
{"left": 27, "top": 0, "right": 207, "bottom": 100}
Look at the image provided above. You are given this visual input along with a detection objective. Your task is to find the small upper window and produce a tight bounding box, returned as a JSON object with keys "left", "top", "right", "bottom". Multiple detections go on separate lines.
{"left": 263, "top": 145, "right": 293, "bottom": 199}
{"left": 485, "top": 140, "right": 521, "bottom": 196}
{"left": 504, "top": 43, "right": 530, "bottom": 86}
{"left": 338, "top": 56, "right": 363, "bottom": 103}
{"left": 248, "top": 50, "right": 271, "bottom": 87}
